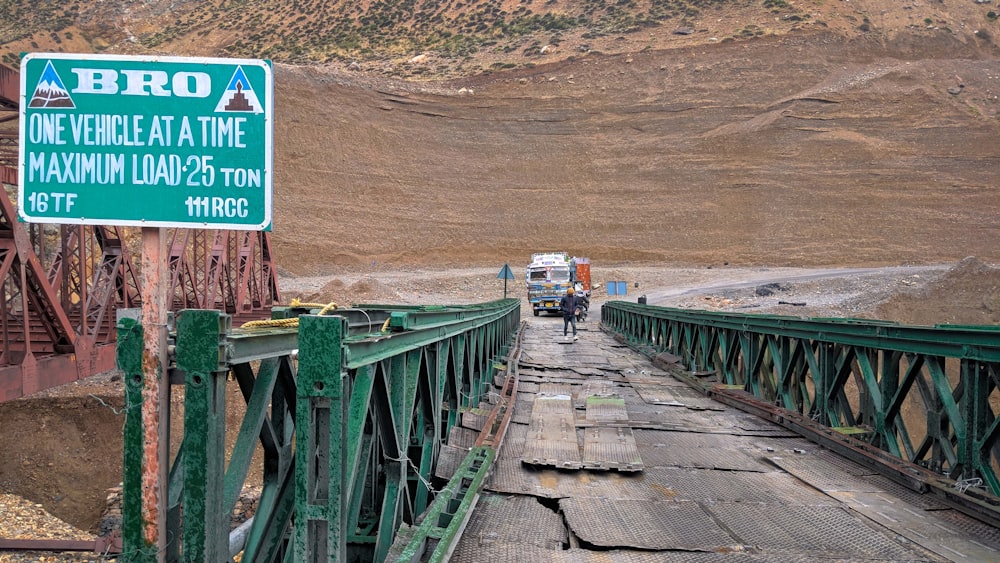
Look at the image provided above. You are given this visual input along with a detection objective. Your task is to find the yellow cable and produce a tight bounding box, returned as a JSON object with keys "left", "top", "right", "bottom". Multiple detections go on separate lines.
{"left": 289, "top": 297, "right": 337, "bottom": 309}
{"left": 380, "top": 318, "right": 391, "bottom": 332}
{"left": 241, "top": 317, "right": 300, "bottom": 328}
{"left": 240, "top": 301, "right": 339, "bottom": 329}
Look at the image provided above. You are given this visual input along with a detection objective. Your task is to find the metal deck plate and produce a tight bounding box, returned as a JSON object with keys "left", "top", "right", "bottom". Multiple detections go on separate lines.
{"left": 570, "top": 367, "right": 619, "bottom": 377}
{"left": 452, "top": 492, "right": 566, "bottom": 552}
{"left": 932, "top": 508, "right": 1000, "bottom": 549}
{"left": 637, "top": 467, "right": 835, "bottom": 505}
{"left": 728, "top": 412, "right": 797, "bottom": 435}
{"left": 515, "top": 390, "right": 536, "bottom": 417}
{"left": 632, "top": 429, "right": 806, "bottom": 470}
{"left": 448, "top": 425, "right": 479, "bottom": 449}
{"left": 584, "top": 395, "right": 629, "bottom": 422}
{"left": 607, "top": 358, "right": 647, "bottom": 371}
{"left": 487, "top": 458, "right": 661, "bottom": 500}
{"left": 766, "top": 454, "right": 886, "bottom": 493}
{"left": 810, "top": 447, "right": 879, "bottom": 476}
{"left": 433, "top": 443, "right": 468, "bottom": 480}
{"left": 461, "top": 407, "right": 488, "bottom": 431}
{"left": 639, "top": 442, "right": 770, "bottom": 472}
{"left": 630, "top": 382, "right": 686, "bottom": 406}
{"left": 539, "top": 383, "right": 576, "bottom": 396}
{"left": 858, "top": 474, "right": 947, "bottom": 510}
{"left": 632, "top": 428, "right": 721, "bottom": 447}
{"left": 560, "top": 498, "right": 737, "bottom": 551}
{"left": 486, "top": 458, "right": 561, "bottom": 498}
{"left": 623, "top": 374, "right": 688, "bottom": 386}
{"left": 487, "top": 462, "right": 832, "bottom": 504}
{"left": 521, "top": 394, "right": 583, "bottom": 469}
{"left": 632, "top": 428, "right": 772, "bottom": 451}
{"left": 632, "top": 382, "right": 725, "bottom": 411}
{"left": 624, "top": 404, "right": 731, "bottom": 432}
{"left": 703, "top": 503, "right": 932, "bottom": 560}
{"left": 742, "top": 435, "right": 820, "bottom": 453}
{"left": 827, "top": 492, "right": 1000, "bottom": 561}
{"left": 497, "top": 421, "right": 528, "bottom": 461}
{"left": 568, "top": 359, "right": 615, "bottom": 371}
{"left": 579, "top": 380, "right": 618, "bottom": 399}
{"left": 451, "top": 542, "right": 764, "bottom": 562}
{"left": 519, "top": 381, "right": 541, "bottom": 393}
{"left": 581, "top": 426, "right": 644, "bottom": 472}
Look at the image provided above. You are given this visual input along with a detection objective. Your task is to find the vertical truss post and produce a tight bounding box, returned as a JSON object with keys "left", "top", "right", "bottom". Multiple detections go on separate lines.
{"left": 815, "top": 342, "right": 836, "bottom": 426}
{"left": 958, "top": 359, "right": 998, "bottom": 489}
{"left": 118, "top": 315, "right": 160, "bottom": 561}
{"left": 374, "top": 354, "right": 408, "bottom": 562}
{"left": 438, "top": 340, "right": 458, "bottom": 430}
{"left": 295, "top": 315, "right": 347, "bottom": 561}
{"left": 175, "top": 309, "right": 229, "bottom": 561}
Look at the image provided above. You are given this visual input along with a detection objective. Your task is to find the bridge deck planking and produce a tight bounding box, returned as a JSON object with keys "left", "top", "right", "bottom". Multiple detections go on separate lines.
{"left": 451, "top": 319, "right": 1000, "bottom": 561}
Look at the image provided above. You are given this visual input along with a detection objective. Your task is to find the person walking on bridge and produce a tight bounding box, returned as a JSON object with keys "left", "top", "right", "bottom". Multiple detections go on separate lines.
{"left": 560, "top": 287, "right": 579, "bottom": 341}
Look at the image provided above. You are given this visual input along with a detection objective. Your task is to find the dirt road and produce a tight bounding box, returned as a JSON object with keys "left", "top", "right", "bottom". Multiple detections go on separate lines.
{"left": 279, "top": 261, "right": 978, "bottom": 325}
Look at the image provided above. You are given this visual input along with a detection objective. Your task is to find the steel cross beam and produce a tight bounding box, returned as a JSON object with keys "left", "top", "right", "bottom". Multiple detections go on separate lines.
{"left": 601, "top": 301, "right": 1000, "bottom": 524}
{"left": 117, "top": 299, "right": 520, "bottom": 562}
{"left": 0, "top": 63, "right": 16, "bottom": 108}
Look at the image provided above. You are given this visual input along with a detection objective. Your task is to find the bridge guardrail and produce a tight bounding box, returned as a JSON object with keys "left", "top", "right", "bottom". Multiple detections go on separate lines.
{"left": 117, "top": 298, "right": 520, "bottom": 562}
{"left": 601, "top": 300, "right": 1000, "bottom": 525}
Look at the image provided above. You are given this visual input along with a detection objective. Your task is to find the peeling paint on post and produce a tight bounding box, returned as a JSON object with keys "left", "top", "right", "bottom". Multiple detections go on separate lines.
{"left": 140, "top": 227, "right": 169, "bottom": 559}
{"left": 294, "top": 315, "right": 347, "bottom": 562}
{"left": 118, "top": 314, "right": 159, "bottom": 560}
{"left": 176, "top": 309, "right": 229, "bottom": 561}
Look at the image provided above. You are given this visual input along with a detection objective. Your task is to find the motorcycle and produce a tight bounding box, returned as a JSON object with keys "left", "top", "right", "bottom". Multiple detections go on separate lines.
{"left": 574, "top": 297, "right": 589, "bottom": 322}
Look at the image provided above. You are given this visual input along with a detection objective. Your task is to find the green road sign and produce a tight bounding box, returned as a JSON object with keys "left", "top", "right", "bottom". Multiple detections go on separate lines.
{"left": 18, "top": 53, "right": 273, "bottom": 230}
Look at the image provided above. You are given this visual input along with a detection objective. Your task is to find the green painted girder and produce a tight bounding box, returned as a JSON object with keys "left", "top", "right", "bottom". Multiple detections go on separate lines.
{"left": 117, "top": 317, "right": 160, "bottom": 561}
{"left": 118, "top": 299, "right": 519, "bottom": 563}
{"left": 344, "top": 300, "right": 519, "bottom": 369}
{"left": 602, "top": 301, "right": 1000, "bottom": 502}
{"left": 604, "top": 301, "right": 1000, "bottom": 362}
{"left": 389, "top": 446, "right": 495, "bottom": 562}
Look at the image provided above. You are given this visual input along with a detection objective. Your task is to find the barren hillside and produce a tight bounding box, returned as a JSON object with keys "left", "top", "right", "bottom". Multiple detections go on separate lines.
{"left": 272, "top": 31, "right": 1000, "bottom": 274}
{"left": 1, "top": 0, "right": 999, "bottom": 275}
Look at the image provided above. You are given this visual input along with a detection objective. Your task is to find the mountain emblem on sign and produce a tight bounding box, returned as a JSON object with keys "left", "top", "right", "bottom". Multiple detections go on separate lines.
{"left": 29, "top": 61, "right": 75, "bottom": 108}
{"left": 215, "top": 66, "right": 263, "bottom": 114}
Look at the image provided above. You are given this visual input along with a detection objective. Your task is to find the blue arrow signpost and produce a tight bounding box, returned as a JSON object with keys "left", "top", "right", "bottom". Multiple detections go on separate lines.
{"left": 497, "top": 263, "right": 516, "bottom": 298}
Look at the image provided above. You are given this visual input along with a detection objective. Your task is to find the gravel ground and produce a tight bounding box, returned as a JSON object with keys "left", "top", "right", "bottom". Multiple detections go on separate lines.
{"left": 646, "top": 265, "right": 951, "bottom": 320}
{"left": 0, "top": 495, "right": 103, "bottom": 563}
{"left": 278, "top": 263, "right": 953, "bottom": 322}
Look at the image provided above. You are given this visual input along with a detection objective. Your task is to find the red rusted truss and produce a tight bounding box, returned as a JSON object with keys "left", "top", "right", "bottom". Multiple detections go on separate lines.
{"left": 0, "top": 173, "right": 282, "bottom": 402}
{"left": 0, "top": 62, "right": 281, "bottom": 401}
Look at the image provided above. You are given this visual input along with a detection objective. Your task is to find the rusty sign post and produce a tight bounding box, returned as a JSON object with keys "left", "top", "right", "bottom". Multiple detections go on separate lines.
{"left": 20, "top": 52, "right": 273, "bottom": 560}
{"left": 139, "top": 227, "right": 169, "bottom": 556}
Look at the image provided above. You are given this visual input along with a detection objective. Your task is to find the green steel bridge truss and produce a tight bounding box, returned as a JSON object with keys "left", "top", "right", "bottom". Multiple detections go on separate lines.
{"left": 601, "top": 301, "right": 1000, "bottom": 525}
{"left": 116, "top": 299, "right": 520, "bottom": 562}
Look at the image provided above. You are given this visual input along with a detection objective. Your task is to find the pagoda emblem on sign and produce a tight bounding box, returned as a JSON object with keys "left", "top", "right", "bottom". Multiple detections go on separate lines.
{"left": 215, "top": 65, "right": 263, "bottom": 113}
